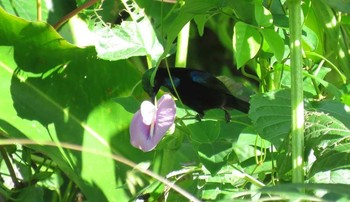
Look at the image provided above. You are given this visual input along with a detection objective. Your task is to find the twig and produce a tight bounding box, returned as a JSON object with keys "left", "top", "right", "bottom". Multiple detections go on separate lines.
{"left": 0, "top": 146, "right": 20, "bottom": 188}
{"left": 36, "top": 0, "right": 42, "bottom": 21}
{"left": 53, "top": 0, "right": 99, "bottom": 30}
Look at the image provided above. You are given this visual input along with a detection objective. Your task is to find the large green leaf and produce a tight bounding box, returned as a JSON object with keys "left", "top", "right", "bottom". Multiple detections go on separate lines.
{"left": 0, "top": 7, "right": 144, "bottom": 201}
{"left": 255, "top": 5, "right": 273, "bottom": 27}
{"left": 0, "top": 0, "right": 50, "bottom": 21}
{"left": 310, "top": 143, "right": 350, "bottom": 176}
{"left": 312, "top": 1, "right": 350, "bottom": 79}
{"left": 187, "top": 121, "right": 220, "bottom": 143}
{"left": 261, "top": 29, "right": 285, "bottom": 63}
{"left": 310, "top": 100, "right": 350, "bottom": 129}
{"left": 93, "top": 0, "right": 163, "bottom": 66}
{"left": 310, "top": 169, "right": 350, "bottom": 186}
{"left": 260, "top": 183, "right": 350, "bottom": 200}
{"left": 197, "top": 142, "right": 232, "bottom": 175}
{"left": 249, "top": 89, "right": 291, "bottom": 148}
{"left": 304, "top": 111, "right": 350, "bottom": 151}
{"left": 322, "top": 0, "right": 350, "bottom": 13}
{"left": 302, "top": 25, "right": 319, "bottom": 52}
{"left": 232, "top": 22, "right": 262, "bottom": 68}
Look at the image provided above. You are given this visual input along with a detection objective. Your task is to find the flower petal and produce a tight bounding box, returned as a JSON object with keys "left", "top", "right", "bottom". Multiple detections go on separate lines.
{"left": 129, "top": 94, "right": 176, "bottom": 152}
{"left": 140, "top": 100, "right": 156, "bottom": 125}
{"left": 130, "top": 110, "right": 152, "bottom": 151}
{"left": 152, "top": 94, "right": 176, "bottom": 140}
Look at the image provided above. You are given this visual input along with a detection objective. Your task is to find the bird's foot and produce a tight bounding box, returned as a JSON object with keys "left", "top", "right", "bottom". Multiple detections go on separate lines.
{"left": 224, "top": 110, "right": 231, "bottom": 123}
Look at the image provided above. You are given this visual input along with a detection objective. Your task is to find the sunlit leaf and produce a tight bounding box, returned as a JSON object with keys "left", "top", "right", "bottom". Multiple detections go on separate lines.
{"left": 249, "top": 89, "right": 291, "bottom": 148}
{"left": 260, "top": 183, "right": 350, "bottom": 200}
{"left": 305, "top": 111, "right": 350, "bottom": 151}
{"left": 310, "top": 169, "right": 350, "bottom": 185}
{"left": 93, "top": 1, "right": 163, "bottom": 66}
{"left": 255, "top": 5, "right": 273, "bottom": 27}
{"left": 261, "top": 29, "right": 285, "bottom": 63}
{"left": 310, "top": 143, "right": 350, "bottom": 176}
{"left": 233, "top": 22, "right": 262, "bottom": 68}
{"left": 0, "top": 7, "right": 141, "bottom": 201}
{"left": 310, "top": 100, "right": 350, "bottom": 128}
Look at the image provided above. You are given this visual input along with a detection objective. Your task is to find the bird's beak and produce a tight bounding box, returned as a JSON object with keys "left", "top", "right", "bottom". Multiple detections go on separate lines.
{"left": 149, "top": 90, "right": 156, "bottom": 104}
{"left": 151, "top": 91, "right": 156, "bottom": 104}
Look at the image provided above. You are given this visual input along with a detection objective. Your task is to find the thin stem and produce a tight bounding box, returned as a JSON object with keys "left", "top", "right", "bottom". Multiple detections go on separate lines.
{"left": 305, "top": 51, "right": 346, "bottom": 84}
{"left": 0, "top": 146, "right": 20, "bottom": 188}
{"left": 310, "top": 60, "right": 325, "bottom": 99}
{"left": 241, "top": 66, "right": 260, "bottom": 83}
{"left": 53, "top": 0, "right": 99, "bottom": 30}
{"left": 288, "top": 0, "right": 305, "bottom": 183}
{"left": 36, "top": 0, "right": 42, "bottom": 21}
{"left": 175, "top": 22, "right": 190, "bottom": 67}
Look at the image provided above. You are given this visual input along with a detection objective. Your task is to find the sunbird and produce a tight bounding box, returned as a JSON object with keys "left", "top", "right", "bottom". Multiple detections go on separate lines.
{"left": 142, "top": 67, "right": 249, "bottom": 121}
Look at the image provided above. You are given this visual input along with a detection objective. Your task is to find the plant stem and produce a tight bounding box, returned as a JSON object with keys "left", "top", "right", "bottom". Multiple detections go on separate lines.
{"left": 175, "top": 22, "right": 190, "bottom": 68}
{"left": 0, "top": 146, "right": 19, "bottom": 188}
{"left": 288, "top": 0, "right": 304, "bottom": 183}
{"left": 53, "top": 0, "right": 99, "bottom": 30}
{"left": 36, "top": 0, "right": 42, "bottom": 21}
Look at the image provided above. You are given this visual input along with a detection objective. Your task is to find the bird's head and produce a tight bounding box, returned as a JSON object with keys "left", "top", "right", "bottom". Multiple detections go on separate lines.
{"left": 142, "top": 68, "right": 160, "bottom": 102}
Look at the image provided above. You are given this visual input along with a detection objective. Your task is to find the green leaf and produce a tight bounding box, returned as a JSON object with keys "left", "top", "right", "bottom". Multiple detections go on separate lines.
{"left": 113, "top": 96, "right": 141, "bottom": 113}
{"left": 310, "top": 169, "right": 350, "bottom": 185}
{"left": 194, "top": 15, "right": 210, "bottom": 36}
{"left": 323, "top": 0, "right": 350, "bottom": 13}
{"left": 0, "top": 0, "right": 50, "bottom": 21}
{"left": 310, "top": 143, "right": 350, "bottom": 176}
{"left": 261, "top": 29, "right": 285, "bottom": 63}
{"left": 255, "top": 5, "right": 273, "bottom": 27}
{"left": 234, "top": 126, "right": 263, "bottom": 162}
{"left": 187, "top": 121, "right": 220, "bottom": 143}
{"left": 226, "top": 1, "right": 255, "bottom": 24}
{"left": 249, "top": 89, "right": 291, "bottom": 148}
{"left": 311, "top": 100, "right": 350, "bottom": 129}
{"left": 197, "top": 142, "right": 232, "bottom": 174}
{"left": 14, "top": 23, "right": 77, "bottom": 73}
{"left": 302, "top": 25, "right": 319, "bottom": 51}
{"left": 233, "top": 22, "right": 262, "bottom": 68}
{"left": 16, "top": 186, "right": 44, "bottom": 202}
{"left": 162, "top": 0, "right": 222, "bottom": 58}
{"left": 93, "top": 1, "right": 163, "bottom": 66}
{"left": 342, "top": 94, "right": 350, "bottom": 106}
{"left": 260, "top": 183, "right": 350, "bottom": 200}
{"left": 312, "top": 1, "right": 350, "bottom": 79}
{"left": 280, "top": 65, "right": 339, "bottom": 98}
{"left": 305, "top": 111, "right": 350, "bottom": 151}
{"left": 0, "top": 8, "right": 142, "bottom": 201}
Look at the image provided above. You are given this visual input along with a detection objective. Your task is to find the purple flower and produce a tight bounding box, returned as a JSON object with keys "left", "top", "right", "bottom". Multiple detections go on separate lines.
{"left": 130, "top": 94, "right": 176, "bottom": 152}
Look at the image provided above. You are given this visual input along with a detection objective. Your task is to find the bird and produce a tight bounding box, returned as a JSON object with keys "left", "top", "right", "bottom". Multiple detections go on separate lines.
{"left": 142, "top": 67, "right": 250, "bottom": 121}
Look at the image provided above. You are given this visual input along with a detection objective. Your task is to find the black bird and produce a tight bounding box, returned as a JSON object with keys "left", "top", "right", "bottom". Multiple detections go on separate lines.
{"left": 142, "top": 67, "right": 250, "bottom": 121}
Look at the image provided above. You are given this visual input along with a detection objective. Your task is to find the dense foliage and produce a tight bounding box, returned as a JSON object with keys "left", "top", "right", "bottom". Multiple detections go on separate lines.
{"left": 0, "top": 0, "right": 350, "bottom": 201}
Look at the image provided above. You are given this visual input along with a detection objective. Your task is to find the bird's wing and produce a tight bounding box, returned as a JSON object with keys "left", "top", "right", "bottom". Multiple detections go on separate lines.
{"left": 189, "top": 71, "right": 232, "bottom": 95}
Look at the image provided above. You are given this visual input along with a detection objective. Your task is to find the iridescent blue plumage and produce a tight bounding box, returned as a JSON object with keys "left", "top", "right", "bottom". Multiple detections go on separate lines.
{"left": 142, "top": 67, "right": 249, "bottom": 120}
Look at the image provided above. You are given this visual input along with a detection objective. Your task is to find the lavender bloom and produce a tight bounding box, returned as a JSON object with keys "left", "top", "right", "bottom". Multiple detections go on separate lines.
{"left": 130, "top": 94, "right": 176, "bottom": 152}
